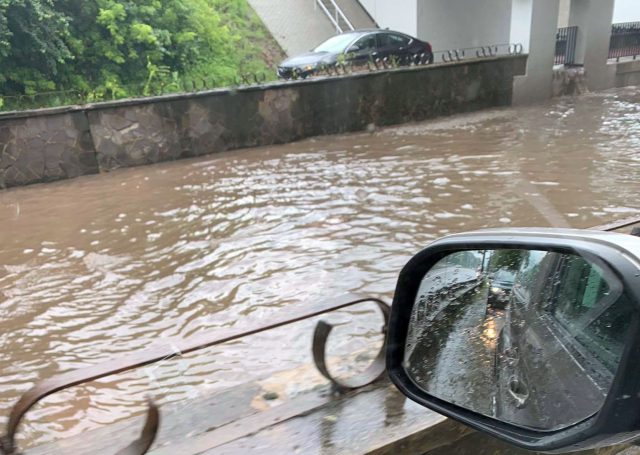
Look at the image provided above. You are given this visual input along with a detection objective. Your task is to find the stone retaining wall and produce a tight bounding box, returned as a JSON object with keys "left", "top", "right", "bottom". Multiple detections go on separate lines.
{"left": 615, "top": 60, "right": 640, "bottom": 88}
{"left": 0, "top": 55, "right": 527, "bottom": 189}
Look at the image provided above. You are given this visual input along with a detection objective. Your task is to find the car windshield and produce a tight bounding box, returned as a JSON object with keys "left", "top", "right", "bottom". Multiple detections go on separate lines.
{"left": 313, "top": 33, "right": 359, "bottom": 53}
{"left": 494, "top": 269, "right": 515, "bottom": 283}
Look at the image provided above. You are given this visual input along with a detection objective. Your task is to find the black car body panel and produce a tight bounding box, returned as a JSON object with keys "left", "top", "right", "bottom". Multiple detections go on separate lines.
{"left": 496, "top": 251, "right": 630, "bottom": 431}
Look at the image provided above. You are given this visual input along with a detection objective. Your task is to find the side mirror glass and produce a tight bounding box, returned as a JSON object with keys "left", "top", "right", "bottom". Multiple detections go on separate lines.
{"left": 387, "top": 229, "right": 640, "bottom": 452}
{"left": 405, "top": 248, "right": 628, "bottom": 431}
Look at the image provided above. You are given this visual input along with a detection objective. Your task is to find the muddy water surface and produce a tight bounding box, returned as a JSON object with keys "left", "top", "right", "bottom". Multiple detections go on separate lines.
{"left": 1, "top": 87, "right": 639, "bottom": 447}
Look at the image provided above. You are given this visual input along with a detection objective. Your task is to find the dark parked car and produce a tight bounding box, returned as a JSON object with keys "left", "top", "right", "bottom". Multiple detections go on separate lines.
{"left": 277, "top": 29, "right": 433, "bottom": 80}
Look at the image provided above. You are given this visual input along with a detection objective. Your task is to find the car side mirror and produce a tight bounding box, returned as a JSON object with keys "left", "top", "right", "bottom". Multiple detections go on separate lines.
{"left": 347, "top": 44, "right": 360, "bottom": 53}
{"left": 386, "top": 228, "right": 640, "bottom": 452}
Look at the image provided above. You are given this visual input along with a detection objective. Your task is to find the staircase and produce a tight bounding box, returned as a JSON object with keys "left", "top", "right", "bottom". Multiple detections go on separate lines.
{"left": 247, "top": 0, "right": 376, "bottom": 57}
{"left": 335, "top": 0, "right": 377, "bottom": 29}
{"left": 316, "top": 0, "right": 354, "bottom": 33}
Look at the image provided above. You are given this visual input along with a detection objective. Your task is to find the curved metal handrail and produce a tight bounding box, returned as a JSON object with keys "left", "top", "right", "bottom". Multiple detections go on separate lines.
{"left": 313, "top": 299, "right": 389, "bottom": 392}
{"left": 0, "top": 294, "right": 389, "bottom": 455}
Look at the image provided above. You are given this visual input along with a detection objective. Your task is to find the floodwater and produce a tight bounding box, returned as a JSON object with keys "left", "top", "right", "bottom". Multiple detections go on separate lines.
{"left": 1, "top": 87, "right": 640, "bottom": 448}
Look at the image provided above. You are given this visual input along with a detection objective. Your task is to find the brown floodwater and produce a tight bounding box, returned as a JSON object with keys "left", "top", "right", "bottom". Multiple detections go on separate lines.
{"left": 1, "top": 87, "right": 639, "bottom": 448}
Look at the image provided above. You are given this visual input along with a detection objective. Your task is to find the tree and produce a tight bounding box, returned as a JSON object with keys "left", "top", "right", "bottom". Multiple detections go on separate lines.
{"left": 488, "top": 250, "right": 527, "bottom": 272}
{"left": 0, "top": 0, "right": 281, "bottom": 106}
{"left": 0, "top": 0, "right": 72, "bottom": 93}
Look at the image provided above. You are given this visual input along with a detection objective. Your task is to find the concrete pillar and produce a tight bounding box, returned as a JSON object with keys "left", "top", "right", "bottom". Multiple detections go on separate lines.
{"left": 568, "top": 0, "right": 615, "bottom": 90}
{"left": 558, "top": 0, "right": 570, "bottom": 27}
{"left": 510, "top": 0, "right": 560, "bottom": 104}
{"left": 416, "top": 0, "right": 513, "bottom": 51}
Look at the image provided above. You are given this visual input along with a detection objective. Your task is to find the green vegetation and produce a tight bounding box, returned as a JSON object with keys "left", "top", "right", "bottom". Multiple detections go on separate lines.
{"left": 0, "top": 0, "right": 284, "bottom": 110}
{"left": 488, "top": 250, "right": 527, "bottom": 272}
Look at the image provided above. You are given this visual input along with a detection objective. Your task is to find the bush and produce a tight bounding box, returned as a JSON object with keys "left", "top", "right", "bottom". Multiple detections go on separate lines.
{"left": 0, "top": 0, "right": 283, "bottom": 110}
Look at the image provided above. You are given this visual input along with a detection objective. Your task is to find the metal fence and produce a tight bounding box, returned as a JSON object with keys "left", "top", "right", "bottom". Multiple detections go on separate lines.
{"left": 0, "top": 295, "right": 389, "bottom": 455}
{"left": 555, "top": 26, "right": 578, "bottom": 65}
{"left": 432, "top": 43, "right": 523, "bottom": 64}
{"left": 609, "top": 21, "right": 640, "bottom": 61}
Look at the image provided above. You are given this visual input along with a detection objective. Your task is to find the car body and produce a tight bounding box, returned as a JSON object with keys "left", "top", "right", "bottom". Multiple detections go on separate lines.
{"left": 495, "top": 250, "right": 633, "bottom": 430}
{"left": 487, "top": 268, "right": 515, "bottom": 309}
{"left": 277, "top": 29, "right": 433, "bottom": 79}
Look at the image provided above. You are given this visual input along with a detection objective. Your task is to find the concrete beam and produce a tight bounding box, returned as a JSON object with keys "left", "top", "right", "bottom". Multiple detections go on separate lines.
{"left": 416, "top": 0, "right": 513, "bottom": 51}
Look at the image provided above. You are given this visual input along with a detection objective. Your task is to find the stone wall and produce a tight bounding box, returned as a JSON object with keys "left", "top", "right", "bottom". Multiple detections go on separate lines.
{"left": 0, "top": 55, "right": 527, "bottom": 189}
{"left": 0, "top": 110, "right": 98, "bottom": 187}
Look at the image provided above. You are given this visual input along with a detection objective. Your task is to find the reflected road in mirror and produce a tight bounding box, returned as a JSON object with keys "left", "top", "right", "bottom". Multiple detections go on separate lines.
{"left": 404, "top": 249, "right": 636, "bottom": 431}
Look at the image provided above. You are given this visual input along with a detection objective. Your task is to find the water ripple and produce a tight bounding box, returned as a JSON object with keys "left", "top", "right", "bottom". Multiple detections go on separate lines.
{"left": 1, "top": 87, "right": 639, "bottom": 447}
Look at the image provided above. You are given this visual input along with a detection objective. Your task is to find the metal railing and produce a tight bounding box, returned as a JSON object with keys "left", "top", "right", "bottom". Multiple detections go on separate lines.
{"left": 609, "top": 21, "right": 640, "bottom": 61}
{"left": 555, "top": 26, "right": 578, "bottom": 65}
{"left": 554, "top": 22, "right": 640, "bottom": 64}
{"left": 315, "top": 0, "right": 354, "bottom": 33}
{"left": 0, "top": 294, "right": 389, "bottom": 455}
{"left": 278, "top": 42, "right": 523, "bottom": 81}
{"left": 433, "top": 43, "right": 523, "bottom": 64}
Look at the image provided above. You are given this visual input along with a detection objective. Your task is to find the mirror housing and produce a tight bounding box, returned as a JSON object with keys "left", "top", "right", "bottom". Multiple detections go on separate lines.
{"left": 387, "top": 228, "right": 640, "bottom": 452}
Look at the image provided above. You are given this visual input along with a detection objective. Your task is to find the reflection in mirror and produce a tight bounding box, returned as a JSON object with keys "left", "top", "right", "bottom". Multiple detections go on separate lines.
{"left": 404, "top": 249, "right": 635, "bottom": 431}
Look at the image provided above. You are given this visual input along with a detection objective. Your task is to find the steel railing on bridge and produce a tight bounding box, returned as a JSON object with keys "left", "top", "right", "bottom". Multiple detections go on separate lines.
{"left": 315, "top": 0, "right": 354, "bottom": 33}
{"left": 609, "top": 21, "right": 640, "bottom": 61}
{"left": 555, "top": 26, "right": 578, "bottom": 65}
{"left": 554, "top": 22, "right": 640, "bottom": 65}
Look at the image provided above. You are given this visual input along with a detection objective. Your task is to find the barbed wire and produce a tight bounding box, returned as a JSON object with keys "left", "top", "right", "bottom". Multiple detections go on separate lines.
{"left": 0, "top": 43, "right": 523, "bottom": 112}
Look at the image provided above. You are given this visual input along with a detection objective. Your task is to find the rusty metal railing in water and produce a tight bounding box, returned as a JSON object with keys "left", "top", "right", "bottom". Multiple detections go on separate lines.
{"left": 0, "top": 295, "right": 389, "bottom": 455}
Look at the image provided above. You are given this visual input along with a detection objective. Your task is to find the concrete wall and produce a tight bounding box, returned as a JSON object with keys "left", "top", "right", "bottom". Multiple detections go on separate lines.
{"left": 511, "top": 0, "right": 535, "bottom": 53}
{"left": 511, "top": 0, "right": 561, "bottom": 104}
{"left": 558, "top": 0, "right": 570, "bottom": 27}
{"left": 416, "top": 0, "right": 513, "bottom": 50}
{"left": 615, "top": 60, "right": 640, "bottom": 87}
{"left": 0, "top": 55, "right": 526, "bottom": 189}
{"left": 359, "top": 0, "right": 418, "bottom": 36}
{"left": 359, "top": 0, "right": 514, "bottom": 49}
{"left": 568, "top": 0, "right": 616, "bottom": 91}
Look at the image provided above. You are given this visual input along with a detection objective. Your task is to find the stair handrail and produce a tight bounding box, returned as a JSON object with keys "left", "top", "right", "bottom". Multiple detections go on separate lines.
{"left": 315, "top": 0, "right": 355, "bottom": 33}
